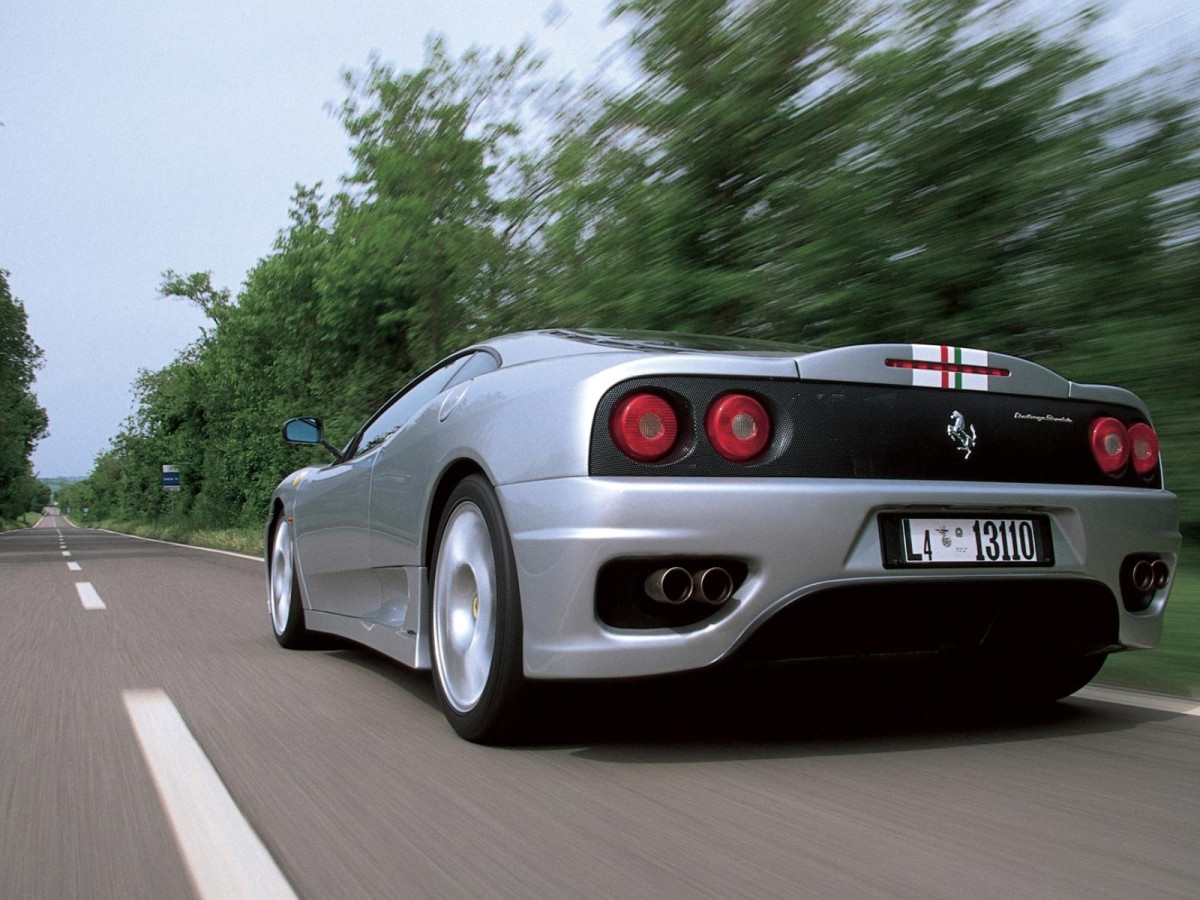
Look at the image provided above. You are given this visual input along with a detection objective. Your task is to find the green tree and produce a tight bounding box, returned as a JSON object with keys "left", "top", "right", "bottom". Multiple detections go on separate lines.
{"left": 0, "top": 270, "right": 49, "bottom": 520}
{"left": 321, "top": 37, "right": 547, "bottom": 409}
{"left": 31, "top": 480, "right": 52, "bottom": 511}
{"left": 68, "top": 37, "right": 556, "bottom": 529}
{"left": 534, "top": 0, "right": 874, "bottom": 333}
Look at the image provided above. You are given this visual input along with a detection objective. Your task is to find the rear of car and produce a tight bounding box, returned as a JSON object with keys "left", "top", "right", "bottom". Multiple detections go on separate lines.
{"left": 500, "top": 339, "right": 1178, "bottom": 696}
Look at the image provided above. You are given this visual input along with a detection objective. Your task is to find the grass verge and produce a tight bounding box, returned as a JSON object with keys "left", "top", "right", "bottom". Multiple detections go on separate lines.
{"left": 87, "top": 518, "right": 263, "bottom": 558}
{"left": 0, "top": 511, "right": 43, "bottom": 532}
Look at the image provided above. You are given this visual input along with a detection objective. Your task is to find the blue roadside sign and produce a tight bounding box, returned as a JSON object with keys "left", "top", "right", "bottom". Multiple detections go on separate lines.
{"left": 162, "top": 465, "right": 181, "bottom": 492}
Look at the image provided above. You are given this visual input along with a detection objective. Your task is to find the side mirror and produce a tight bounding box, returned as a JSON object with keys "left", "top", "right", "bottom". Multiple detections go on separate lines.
{"left": 282, "top": 417, "right": 341, "bottom": 457}
{"left": 283, "top": 416, "right": 323, "bottom": 444}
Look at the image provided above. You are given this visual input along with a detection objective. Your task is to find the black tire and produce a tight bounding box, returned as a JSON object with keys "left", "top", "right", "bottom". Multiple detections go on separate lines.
{"left": 430, "top": 475, "right": 527, "bottom": 743}
{"left": 1038, "top": 652, "right": 1108, "bottom": 701}
{"left": 269, "top": 515, "right": 310, "bottom": 649}
{"left": 987, "top": 651, "right": 1108, "bottom": 705}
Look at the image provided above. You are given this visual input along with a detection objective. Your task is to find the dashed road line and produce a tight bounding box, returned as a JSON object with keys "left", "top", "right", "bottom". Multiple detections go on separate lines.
{"left": 74, "top": 582, "right": 105, "bottom": 610}
{"left": 67, "top": 562, "right": 82, "bottom": 572}
{"left": 61, "top": 550, "right": 71, "bottom": 557}
{"left": 122, "top": 690, "right": 298, "bottom": 900}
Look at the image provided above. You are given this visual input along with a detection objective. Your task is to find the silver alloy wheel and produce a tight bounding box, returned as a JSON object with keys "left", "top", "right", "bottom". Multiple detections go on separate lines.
{"left": 433, "top": 501, "right": 498, "bottom": 713}
{"left": 270, "top": 518, "right": 295, "bottom": 635}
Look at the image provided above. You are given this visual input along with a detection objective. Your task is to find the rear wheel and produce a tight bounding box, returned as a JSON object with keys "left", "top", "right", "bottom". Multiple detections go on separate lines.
{"left": 269, "top": 516, "right": 310, "bottom": 648}
{"left": 1036, "top": 652, "right": 1107, "bottom": 701}
{"left": 986, "top": 651, "right": 1107, "bottom": 705}
{"left": 430, "top": 475, "right": 526, "bottom": 743}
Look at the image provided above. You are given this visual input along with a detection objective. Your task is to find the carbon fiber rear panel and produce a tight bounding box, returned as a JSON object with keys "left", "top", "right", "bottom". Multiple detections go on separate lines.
{"left": 589, "top": 376, "right": 1161, "bottom": 488}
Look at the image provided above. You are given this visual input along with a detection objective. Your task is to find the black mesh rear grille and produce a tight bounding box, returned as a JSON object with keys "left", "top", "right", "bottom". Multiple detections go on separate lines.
{"left": 728, "top": 579, "right": 1119, "bottom": 664}
{"left": 589, "top": 376, "right": 1162, "bottom": 488}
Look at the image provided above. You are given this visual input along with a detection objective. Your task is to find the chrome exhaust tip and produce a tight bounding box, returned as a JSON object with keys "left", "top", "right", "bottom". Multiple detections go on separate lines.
{"left": 1130, "top": 559, "right": 1156, "bottom": 594}
{"left": 692, "top": 567, "right": 734, "bottom": 606}
{"left": 645, "top": 567, "right": 693, "bottom": 605}
{"left": 1151, "top": 559, "right": 1170, "bottom": 591}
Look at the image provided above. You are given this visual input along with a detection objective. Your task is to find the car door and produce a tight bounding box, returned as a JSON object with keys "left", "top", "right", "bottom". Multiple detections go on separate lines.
{"left": 298, "top": 356, "right": 472, "bottom": 619}
{"left": 368, "top": 350, "right": 500, "bottom": 570}
{"left": 292, "top": 445, "right": 377, "bottom": 615}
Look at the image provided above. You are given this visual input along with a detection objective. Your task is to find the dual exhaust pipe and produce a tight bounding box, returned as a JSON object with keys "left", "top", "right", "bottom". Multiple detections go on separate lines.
{"left": 644, "top": 566, "right": 734, "bottom": 607}
{"left": 1129, "top": 558, "right": 1170, "bottom": 594}
{"left": 1121, "top": 554, "right": 1171, "bottom": 612}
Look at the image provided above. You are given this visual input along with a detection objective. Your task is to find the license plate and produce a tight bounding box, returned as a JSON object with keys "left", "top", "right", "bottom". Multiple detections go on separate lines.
{"left": 882, "top": 516, "right": 1052, "bottom": 567}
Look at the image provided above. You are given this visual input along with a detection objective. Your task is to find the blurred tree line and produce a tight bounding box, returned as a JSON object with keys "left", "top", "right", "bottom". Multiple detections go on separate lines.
{"left": 61, "top": 0, "right": 1200, "bottom": 536}
{"left": 0, "top": 270, "right": 50, "bottom": 521}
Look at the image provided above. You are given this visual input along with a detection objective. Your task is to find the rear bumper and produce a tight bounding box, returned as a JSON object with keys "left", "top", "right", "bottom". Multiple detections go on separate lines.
{"left": 498, "top": 477, "right": 1180, "bottom": 680}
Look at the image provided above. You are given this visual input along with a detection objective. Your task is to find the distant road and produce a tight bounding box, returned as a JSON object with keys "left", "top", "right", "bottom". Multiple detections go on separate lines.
{"left": 3, "top": 517, "right": 1199, "bottom": 898}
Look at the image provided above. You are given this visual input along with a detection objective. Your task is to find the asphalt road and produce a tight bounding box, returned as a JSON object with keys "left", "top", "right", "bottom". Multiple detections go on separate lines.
{"left": 3, "top": 516, "right": 1198, "bottom": 899}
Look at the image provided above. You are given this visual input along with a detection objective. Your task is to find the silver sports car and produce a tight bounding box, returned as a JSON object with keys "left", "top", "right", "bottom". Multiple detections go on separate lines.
{"left": 267, "top": 329, "right": 1180, "bottom": 742}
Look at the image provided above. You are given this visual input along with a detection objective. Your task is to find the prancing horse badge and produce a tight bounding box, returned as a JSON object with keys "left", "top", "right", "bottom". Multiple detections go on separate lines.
{"left": 947, "top": 410, "right": 977, "bottom": 459}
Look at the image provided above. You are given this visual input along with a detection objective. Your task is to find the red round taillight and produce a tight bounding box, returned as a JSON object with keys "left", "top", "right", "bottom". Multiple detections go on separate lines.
{"left": 1128, "top": 423, "right": 1159, "bottom": 476}
{"left": 1090, "top": 417, "right": 1129, "bottom": 475}
{"left": 610, "top": 392, "right": 679, "bottom": 462}
{"left": 706, "top": 393, "right": 770, "bottom": 462}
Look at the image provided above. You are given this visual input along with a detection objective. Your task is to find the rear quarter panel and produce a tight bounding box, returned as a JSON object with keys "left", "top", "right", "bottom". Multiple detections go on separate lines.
{"left": 366, "top": 350, "right": 802, "bottom": 568}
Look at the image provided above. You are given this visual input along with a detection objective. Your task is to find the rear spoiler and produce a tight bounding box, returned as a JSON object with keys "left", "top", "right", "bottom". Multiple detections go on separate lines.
{"left": 796, "top": 343, "right": 1071, "bottom": 398}
{"left": 795, "top": 343, "right": 1149, "bottom": 414}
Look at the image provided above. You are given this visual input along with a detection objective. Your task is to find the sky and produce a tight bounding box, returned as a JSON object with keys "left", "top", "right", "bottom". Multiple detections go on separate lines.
{"left": 2, "top": 0, "right": 1197, "bottom": 478}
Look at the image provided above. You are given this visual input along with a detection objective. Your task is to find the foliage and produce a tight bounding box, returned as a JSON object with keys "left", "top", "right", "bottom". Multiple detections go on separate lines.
{"left": 1, "top": 510, "right": 41, "bottom": 531}
{"left": 73, "top": 517, "right": 263, "bottom": 557}
{"left": 62, "top": 37, "right": 551, "bottom": 528}
{"left": 64, "top": 0, "right": 1200, "bottom": 540}
{"left": 0, "top": 270, "right": 49, "bottom": 520}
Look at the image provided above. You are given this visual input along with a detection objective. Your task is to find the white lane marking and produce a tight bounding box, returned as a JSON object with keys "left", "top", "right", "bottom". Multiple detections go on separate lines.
{"left": 122, "top": 690, "right": 298, "bottom": 900}
{"left": 75, "top": 582, "right": 105, "bottom": 610}
{"left": 1076, "top": 684, "right": 1200, "bottom": 717}
{"left": 61, "top": 550, "right": 71, "bottom": 557}
{"left": 98, "top": 529, "right": 261, "bottom": 562}
{"left": 67, "top": 562, "right": 82, "bottom": 572}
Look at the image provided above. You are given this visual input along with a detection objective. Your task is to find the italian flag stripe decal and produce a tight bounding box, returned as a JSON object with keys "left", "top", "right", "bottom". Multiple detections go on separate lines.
{"left": 910, "top": 344, "right": 991, "bottom": 391}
